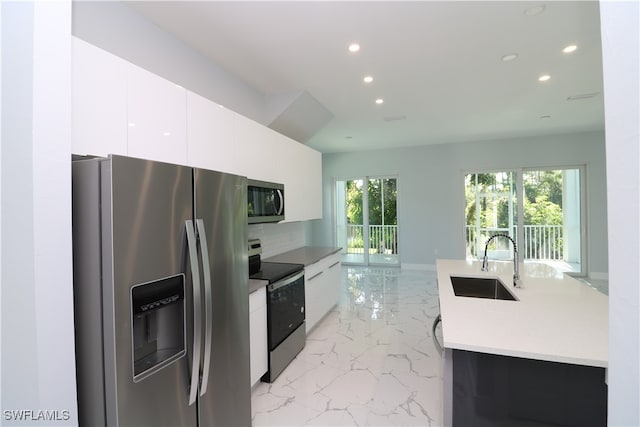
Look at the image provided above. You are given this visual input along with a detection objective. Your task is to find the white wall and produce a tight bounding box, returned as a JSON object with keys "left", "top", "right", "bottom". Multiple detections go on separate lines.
{"left": 600, "top": 1, "right": 640, "bottom": 425}
{"left": 1, "top": 1, "right": 77, "bottom": 425}
{"left": 249, "top": 222, "right": 307, "bottom": 259}
{"left": 313, "top": 131, "right": 608, "bottom": 276}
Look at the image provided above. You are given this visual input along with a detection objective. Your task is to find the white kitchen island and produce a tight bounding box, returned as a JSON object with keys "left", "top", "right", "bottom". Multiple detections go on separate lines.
{"left": 436, "top": 259, "right": 608, "bottom": 427}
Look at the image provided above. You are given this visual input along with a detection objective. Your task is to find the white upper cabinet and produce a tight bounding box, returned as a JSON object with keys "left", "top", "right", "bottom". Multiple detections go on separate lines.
{"left": 127, "top": 65, "right": 187, "bottom": 165}
{"left": 279, "top": 136, "right": 322, "bottom": 222}
{"left": 235, "top": 114, "right": 322, "bottom": 221}
{"left": 186, "top": 92, "right": 236, "bottom": 173}
{"left": 72, "top": 38, "right": 322, "bottom": 220}
{"left": 234, "top": 114, "right": 284, "bottom": 183}
{"left": 72, "top": 38, "right": 127, "bottom": 157}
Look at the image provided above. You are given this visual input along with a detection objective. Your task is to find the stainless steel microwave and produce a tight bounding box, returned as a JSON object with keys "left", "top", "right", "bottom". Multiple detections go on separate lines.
{"left": 247, "top": 179, "right": 284, "bottom": 223}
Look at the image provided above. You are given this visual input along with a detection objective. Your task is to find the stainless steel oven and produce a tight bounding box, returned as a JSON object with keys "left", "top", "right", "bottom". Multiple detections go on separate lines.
{"left": 251, "top": 262, "right": 305, "bottom": 382}
{"left": 267, "top": 270, "right": 305, "bottom": 349}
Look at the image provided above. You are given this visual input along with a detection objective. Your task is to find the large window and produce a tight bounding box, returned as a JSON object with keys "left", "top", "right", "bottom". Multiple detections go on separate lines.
{"left": 465, "top": 167, "right": 585, "bottom": 275}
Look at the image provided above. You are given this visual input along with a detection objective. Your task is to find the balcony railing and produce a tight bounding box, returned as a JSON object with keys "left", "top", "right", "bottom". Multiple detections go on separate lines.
{"left": 344, "top": 224, "right": 562, "bottom": 260}
{"left": 346, "top": 224, "right": 398, "bottom": 254}
{"left": 466, "top": 225, "right": 564, "bottom": 260}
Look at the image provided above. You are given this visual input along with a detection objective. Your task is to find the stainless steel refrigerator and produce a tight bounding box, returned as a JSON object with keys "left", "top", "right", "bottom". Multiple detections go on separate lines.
{"left": 72, "top": 155, "right": 250, "bottom": 426}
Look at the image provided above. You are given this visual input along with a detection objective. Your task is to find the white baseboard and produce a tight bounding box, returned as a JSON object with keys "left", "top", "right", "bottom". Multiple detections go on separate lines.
{"left": 589, "top": 272, "right": 609, "bottom": 281}
{"left": 401, "top": 263, "right": 436, "bottom": 271}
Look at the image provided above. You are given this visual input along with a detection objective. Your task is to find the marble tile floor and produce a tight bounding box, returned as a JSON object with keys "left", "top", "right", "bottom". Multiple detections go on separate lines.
{"left": 251, "top": 267, "right": 443, "bottom": 427}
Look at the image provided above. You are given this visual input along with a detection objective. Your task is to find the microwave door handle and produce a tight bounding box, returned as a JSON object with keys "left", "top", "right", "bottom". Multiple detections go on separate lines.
{"left": 196, "top": 219, "right": 213, "bottom": 396}
{"left": 185, "top": 220, "right": 202, "bottom": 406}
{"left": 276, "top": 189, "right": 284, "bottom": 215}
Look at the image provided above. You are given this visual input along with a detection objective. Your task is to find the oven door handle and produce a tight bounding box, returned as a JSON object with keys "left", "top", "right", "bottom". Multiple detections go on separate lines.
{"left": 268, "top": 270, "right": 304, "bottom": 292}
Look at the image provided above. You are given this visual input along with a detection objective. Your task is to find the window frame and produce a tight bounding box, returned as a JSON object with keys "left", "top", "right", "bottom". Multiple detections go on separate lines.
{"left": 462, "top": 165, "right": 587, "bottom": 277}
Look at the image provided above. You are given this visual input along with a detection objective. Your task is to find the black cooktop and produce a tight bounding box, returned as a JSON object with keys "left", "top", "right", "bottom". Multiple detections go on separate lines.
{"left": 249, "top": 262, "right": 304, "bottom": 284}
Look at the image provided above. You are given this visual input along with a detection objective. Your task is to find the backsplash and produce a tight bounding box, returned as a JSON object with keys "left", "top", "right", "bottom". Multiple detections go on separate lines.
{"left": 248, "top": 222, "right": 306, "bottom": 258}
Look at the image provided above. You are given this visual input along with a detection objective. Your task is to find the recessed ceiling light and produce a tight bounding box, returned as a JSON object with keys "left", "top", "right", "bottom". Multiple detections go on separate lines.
{"left": 163, "top": 132, "right": 171, "bottom": 136}
{"left": 501, "top": 53, "right": 519, "bottom": 62}
{"left": 348, "top": 43, "right": 360, "bottom": 53}
{"left": 384, "top": 115, "right": 406, "bottom": 122}
{"left": 540, "top": 115, "right": 552, "bottom": 119}
{"left": 363, "top": 76, "right": 373, "bottom": 84}
{"left": 524, "top": 4, "right": 546, "bottom": 16}
{"left": 375, "top": 98, "right": 384, "bottom": 105}
{"left": 538, "top": 74, "right": 551, "bottom": 82}
{"left": 562, "top": 45, "right": 578, "bottom": 54}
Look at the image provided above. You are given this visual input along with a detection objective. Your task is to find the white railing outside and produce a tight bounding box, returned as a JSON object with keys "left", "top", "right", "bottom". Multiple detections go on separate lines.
{"left": 466, "top": 225, "right": 564, "bottom": 260}
{"left": 346, "top": 224, "right": 398, "bottom": 254}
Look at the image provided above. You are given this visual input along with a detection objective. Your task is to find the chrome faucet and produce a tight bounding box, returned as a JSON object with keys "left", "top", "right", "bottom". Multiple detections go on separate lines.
{"left": 481, "top": 233, "right": 521, "bottom": 288}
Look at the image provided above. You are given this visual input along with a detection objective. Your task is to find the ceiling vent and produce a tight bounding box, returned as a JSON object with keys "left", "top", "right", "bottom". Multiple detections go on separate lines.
{"left": 383, "top": 115, "right": 407, "bottom": 122}
{"left": 567, "top": 92, "right": 600, "bottom": 101}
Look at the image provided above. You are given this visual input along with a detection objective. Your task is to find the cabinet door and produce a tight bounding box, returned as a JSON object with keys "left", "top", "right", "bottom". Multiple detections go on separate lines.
{"left": 127, "top": 65, "right": 187, "bottom": 164}
{"left": 304, "top": 262, "right": 325, "bottom": 334}
{"left": 249, "top": 287, "right": 268, "bottom": 386}
{"left": 278, "top": 134, "right": 322, "bottom": 222}
{"left": 305, "top": 254, "right": 341, "bottom": 334}
{"left": 72, "top": 37, "right": 127, "bottom": 157}
{"left": 325, "top": 255, "right": 342, "bottom": 308}
{"left": 186, "top": 91, "right": 236, "bottom": 173}
{"left": 234, "top": 115, "right": 284, "bottom": 182}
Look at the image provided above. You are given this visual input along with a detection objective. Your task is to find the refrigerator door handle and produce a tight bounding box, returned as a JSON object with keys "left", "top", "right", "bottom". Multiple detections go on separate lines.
{"left": 186, "top": 220, "right": 202, "bottom": 406}
{"left": 196, "top": 218, "right": 213, "bottom": 396}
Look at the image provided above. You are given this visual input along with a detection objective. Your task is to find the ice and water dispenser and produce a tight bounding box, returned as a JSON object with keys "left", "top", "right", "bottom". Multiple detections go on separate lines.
{"left": 131, "top": 274, "right": 186, "bottom": 382}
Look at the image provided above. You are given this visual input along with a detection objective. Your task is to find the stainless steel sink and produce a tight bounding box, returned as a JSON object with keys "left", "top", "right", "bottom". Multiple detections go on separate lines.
{"left": 450, "top": 276, "right": 518, "bottom": 301}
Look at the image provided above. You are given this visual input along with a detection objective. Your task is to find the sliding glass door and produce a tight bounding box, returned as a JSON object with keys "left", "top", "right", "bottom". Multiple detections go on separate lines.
{"left": 521, "top": 168, "right": 583, "bottom": 273}
{"left": 335, "top": 177, "right": 399, "bottom": 266}
{"left": 336, "top": 179, "right": 366, "bottom": 264}
{"left": 465, "top": 172, "right": 518, "bottom": 261}
{"left": 465, "top": 167, "right": 584, "bottom": 275}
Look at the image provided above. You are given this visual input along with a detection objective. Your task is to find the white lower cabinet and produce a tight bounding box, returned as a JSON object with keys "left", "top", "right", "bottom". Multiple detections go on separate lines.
{"left": 305, "top": 253, "right": 341, "bottom": 334}
{"left": 249, "top": 286, "right": 268, "bottom": 387}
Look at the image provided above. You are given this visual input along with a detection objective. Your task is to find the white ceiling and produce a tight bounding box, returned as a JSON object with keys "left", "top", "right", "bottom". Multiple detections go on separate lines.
{"left": 126, "top": 1, "right": 605, "bottom": 153}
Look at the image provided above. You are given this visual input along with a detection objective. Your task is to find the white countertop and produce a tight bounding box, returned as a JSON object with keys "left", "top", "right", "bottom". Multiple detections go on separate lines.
{"left": 436, "top": 259, "right": 608, "bottom": 368}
